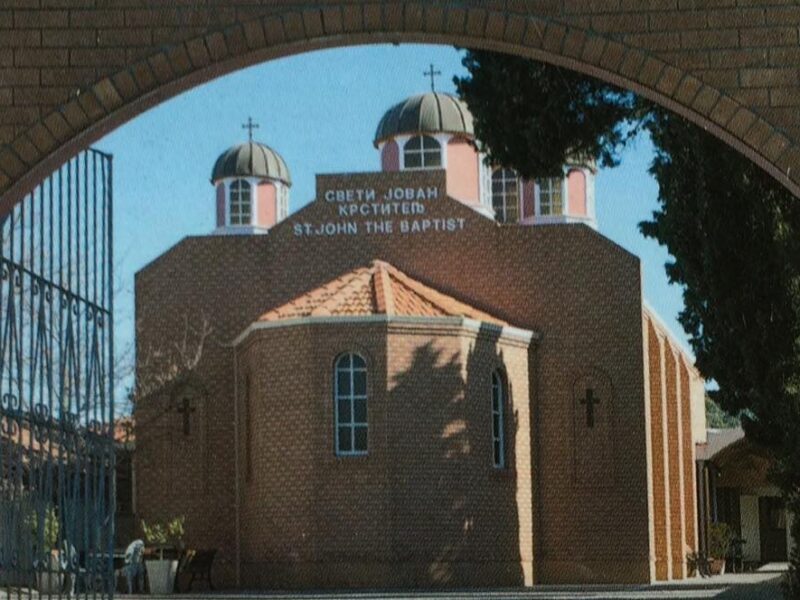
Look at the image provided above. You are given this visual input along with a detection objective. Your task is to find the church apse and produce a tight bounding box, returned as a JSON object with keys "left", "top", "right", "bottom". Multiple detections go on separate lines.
{"left": 225, "top": 256, "right": 535, "bottom": 589}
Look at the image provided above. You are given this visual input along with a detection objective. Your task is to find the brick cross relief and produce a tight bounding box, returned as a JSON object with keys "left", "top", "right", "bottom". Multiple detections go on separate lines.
{"left": 177, "top": 396, "right": 196, "bottom": 436}
{"left": 580, "top": 388, "right": 600, "bottom": 428}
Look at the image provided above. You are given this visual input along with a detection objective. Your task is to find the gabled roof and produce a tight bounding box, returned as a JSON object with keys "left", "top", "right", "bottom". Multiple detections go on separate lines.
{"left": 257, "top": 260, "right": 507, "bottom": 326}
{"left": 0, "top": 417, "right": 124, "bottom": 465}
{"left": 696, "top": 427, "right": 773, "bottom": 488}
{"left": 695, "top": 427, "right": 745, "bottom": 461}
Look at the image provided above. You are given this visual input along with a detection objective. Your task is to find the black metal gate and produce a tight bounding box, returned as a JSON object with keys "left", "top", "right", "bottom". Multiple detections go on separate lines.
{"left": 0, "top": 149, "right": 115, "bottom": 598}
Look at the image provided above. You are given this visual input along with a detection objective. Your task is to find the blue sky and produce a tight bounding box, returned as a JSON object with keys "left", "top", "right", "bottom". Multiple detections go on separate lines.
{"left": 95, "top": 43, "right": 689, "bottom": 395}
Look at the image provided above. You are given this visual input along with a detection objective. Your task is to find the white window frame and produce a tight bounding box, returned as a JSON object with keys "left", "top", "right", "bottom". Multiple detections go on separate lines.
{"left": 283, "top": 185, "right": 288, "bottom": 220}
{"left": 536, "top": 176, "right": 565, "bottom": 217}
{"left": 585, "top": 167, "right": 596, "bottom": 222}
{"left": 478, "top": 151, "right": 493, "bottom": 211}
{"left": 275, "top": 181, "right": 290, "bottom": 223}
{"left": 228, "top": 178, "right": 253, "bottom": 226}
{"left": 491, "top": 168, "right": 520, "bottom": 224}
{"left": 491, "top": 370, "right": 506, "bottom": 469}
{"left": 334, "top": 353, "right": 368, "bottom": 457}
{"left": 402, "top": 135, "right": 443, "bottom": 170}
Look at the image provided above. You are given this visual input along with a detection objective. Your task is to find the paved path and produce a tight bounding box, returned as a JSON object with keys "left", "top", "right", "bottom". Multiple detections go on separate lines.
{"left": 128, "top": 573, "right": 784, "bottom": 599}
{"left": 1, "top": 573, "right": 785, "bottom": 600}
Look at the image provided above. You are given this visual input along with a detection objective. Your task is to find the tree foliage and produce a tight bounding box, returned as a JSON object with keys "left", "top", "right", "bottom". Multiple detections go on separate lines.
{"left": 705, "top": 396, "right": 740, "bottom": 429}
{"left": 454, "top": 50, "right": 642, "bottom": 178}
{"left": 642, "top": 100, "right": 800, "bottom": 600}
{"left": 644, "top": 108, "right": 800, "bottom": 597}
{"left": 640, "top": 107, "right": 800, "bottom": 449}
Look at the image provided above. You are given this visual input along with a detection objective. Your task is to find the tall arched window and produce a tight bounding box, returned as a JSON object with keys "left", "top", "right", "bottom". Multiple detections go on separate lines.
{"left": 537, "top": 177, "right": 563, "bottom": 216}
{"left": 334, "top": 353, "right": 368, "bottom": 456}
{"left": 491, "top": 370, "right": 506, "bottom": 468}
{"left": 491, "top": 169, "right": 520, "bottom": 223}
{"left": 229, "top": 179, "right": 252, "bottom": 225}
{"left": 403, "top": 135, "right": 441, "bottom": 169}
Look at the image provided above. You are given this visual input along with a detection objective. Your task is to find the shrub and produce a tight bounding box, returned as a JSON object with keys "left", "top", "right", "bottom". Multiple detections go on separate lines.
{"left": 28, "top": 505, "right": 59, "bottom": 551}
{"left": 141, "top": 516, "right": 185, "bottom": 551}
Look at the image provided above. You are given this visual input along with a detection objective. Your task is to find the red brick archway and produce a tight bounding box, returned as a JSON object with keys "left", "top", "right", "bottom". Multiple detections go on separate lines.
{"left": 2, "top": 1, "right": 800, "bottom": 211}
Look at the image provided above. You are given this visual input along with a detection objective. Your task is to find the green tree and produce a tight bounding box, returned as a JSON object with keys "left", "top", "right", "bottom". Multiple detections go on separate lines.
{"left": 705, "top": 395, "right": 740, "bottom": 429}
{"left": 456, "top": 49, "right": 800, "bottom": 596}
{"left": 455, "top": 50, "right": 641, "bottom": 178}
{"left": 641, "top": 105, "right": 800, "bottom": 596}
{"left": 639, "top": 106, "right": 800, "bottom": 445}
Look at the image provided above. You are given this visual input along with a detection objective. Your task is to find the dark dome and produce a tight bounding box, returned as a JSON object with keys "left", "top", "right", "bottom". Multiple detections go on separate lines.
{"left": 374, "top": 92, "right": 474, "bottom": 146}
{"left": 211, "top": 141, "right": 291, "bottom": 185}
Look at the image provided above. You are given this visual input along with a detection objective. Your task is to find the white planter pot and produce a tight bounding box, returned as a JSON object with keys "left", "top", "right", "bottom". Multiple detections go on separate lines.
{"left": 36, "top": 570, "right": 63, "bottom": 594}
{"left": 146, "top": 559, "right": 178, "bottom": 595}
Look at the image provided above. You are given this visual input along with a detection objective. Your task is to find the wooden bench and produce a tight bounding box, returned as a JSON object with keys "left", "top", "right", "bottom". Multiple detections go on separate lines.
{"left": 176, "top": 548, "right": 217, "bottom": 592}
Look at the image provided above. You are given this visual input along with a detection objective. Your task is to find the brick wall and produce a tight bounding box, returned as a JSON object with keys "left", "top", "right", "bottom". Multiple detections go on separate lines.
{"left": 1, "top": 1, "right": 800, "bottom": 211}
{"left": 136, "top": 169, "right": 654, "bottom": 586}
{"left": 233, "top": 320, "right": 532, "bottom": 588}
{"left": 680, "top": 361, "right": 698, "bottom": 553}
{"left": 134, "top": 234, "right": 279, "bottom": 585}
{"left": 646, "top": 320, "right": 669, "bottom": 581}
{"left": 666, "top": 350, "right": 686, "bottom": 579}
{"left": 644, "top": 310, "right": 701, "bottom": 581}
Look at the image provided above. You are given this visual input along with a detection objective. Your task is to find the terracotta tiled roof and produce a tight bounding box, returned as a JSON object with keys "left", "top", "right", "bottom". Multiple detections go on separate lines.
{"left": 258, "top": 260, "right": 507, "bottom": 326}
{"left": 0, "top": 416, "right": 133, "bottom": 465}
{"left": 0, "top": 423, "right": 60, "bottom": 461}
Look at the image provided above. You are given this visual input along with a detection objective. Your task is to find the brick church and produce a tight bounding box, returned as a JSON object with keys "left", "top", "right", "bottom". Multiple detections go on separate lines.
{"left": 134, "top": 91, "right": 706, "bottom": 589}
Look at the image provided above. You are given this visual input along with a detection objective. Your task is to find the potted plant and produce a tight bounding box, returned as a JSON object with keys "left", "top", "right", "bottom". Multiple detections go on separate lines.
{"left": 686, "top": 551, "right": 700, "bottom": 577}
{"left": 142, "top": 516, "right": 185, "bottom": 594}
{"left": 708, "top": 522, "right": 734, "bottom": 575}
{"left": 30, "top": 506, "right": 61, "bottom": 593}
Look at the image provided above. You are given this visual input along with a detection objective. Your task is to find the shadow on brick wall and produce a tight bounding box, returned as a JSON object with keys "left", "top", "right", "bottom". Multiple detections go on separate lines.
{"left": 389, "top": 335, "right": 524, "bottom": 587}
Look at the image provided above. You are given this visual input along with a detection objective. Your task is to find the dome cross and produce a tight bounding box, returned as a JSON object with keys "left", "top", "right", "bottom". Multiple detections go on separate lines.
{"left": 242, "top": 116, "right": 260, "bottom": 142}
{"left": 424, "top": 63, "right": 442, "bottom": 92}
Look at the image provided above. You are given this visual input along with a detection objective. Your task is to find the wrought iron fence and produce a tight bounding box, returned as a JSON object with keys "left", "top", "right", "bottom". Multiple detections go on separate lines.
{"left": 0, "top": 149, "right": 114, "bottom": 599}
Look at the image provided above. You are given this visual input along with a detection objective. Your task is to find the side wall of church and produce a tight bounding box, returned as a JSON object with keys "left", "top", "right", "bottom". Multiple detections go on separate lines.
{"left": 680, "top": 360, "right": 698, "bottom": 558}
{"left": 647, "top": 320, "right": 670, "bottom": 580}
{"left": 644, "top": 312, "right": 700, "bottom": 581}
{"left": 665, "top": 349, "right": 686, "bottom": 578}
